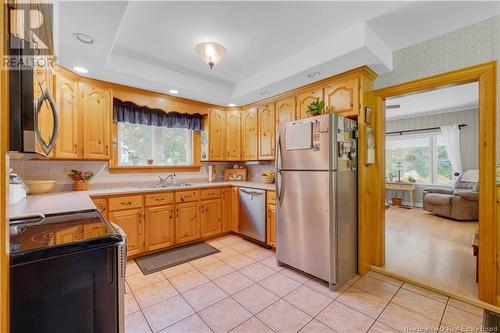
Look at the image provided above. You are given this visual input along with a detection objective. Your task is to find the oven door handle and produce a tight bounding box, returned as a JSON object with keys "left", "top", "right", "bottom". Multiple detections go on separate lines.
{"left": 34, "top": 70, "right": 59, "bottom": 155}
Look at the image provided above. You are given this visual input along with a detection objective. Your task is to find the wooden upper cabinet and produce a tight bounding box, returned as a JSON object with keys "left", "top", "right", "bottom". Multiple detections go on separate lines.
{"left": 275, "top": 97, "right": 296, "bottom": 125}
{"left": 208, "top": 109, "right": 226, "bottom": 160}
{"left": 324, "top": 78, "right": 359, "bottom": 116}
{"left": 226, "top": 109, "right": 241, "bottom": 161}
{"left": 79, "top": 82, "right": 112, "bottom": 159}
{"left": 53, "top": 71, "right": 79, "bottom": 158}
{"left": 297, "top": 89, "right": 323, "bottom": 119}
{"left": 175, "top": 201, "right": 201, "bottom": 244}
{"left": 242, "top": 107, "right": 258, "bottom": 160}
{"left": 258, "top": 103, "right": 275, "bottom": 160}
{"left": 144, "top": 205, "right": 175, "bottom": 251}
{"left": 34, "top": 66, "right": 55, "bottom": 157}
{"left": 201, "top": 199, "right": 222, "bottom": 238}
{"left": 108, "top": 208, "right": 144, "bottom": 257}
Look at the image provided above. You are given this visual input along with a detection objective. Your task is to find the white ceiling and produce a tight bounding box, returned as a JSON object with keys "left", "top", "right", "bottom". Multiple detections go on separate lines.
{"left": 55, "top": 1, "right": 500, "bottom": 106}
{"left": 385, "top": 82, "right": 478, "bottom": 120}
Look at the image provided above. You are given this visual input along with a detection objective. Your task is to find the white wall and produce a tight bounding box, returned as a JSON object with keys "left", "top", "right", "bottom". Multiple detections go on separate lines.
{"left": 375, "top": 15, "right": 500, "bottom": 165}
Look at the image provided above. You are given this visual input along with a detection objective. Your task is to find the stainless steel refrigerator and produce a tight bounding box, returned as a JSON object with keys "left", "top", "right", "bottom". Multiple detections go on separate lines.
{"left": 276, "top": 113, "right": 357, "bottom": 290}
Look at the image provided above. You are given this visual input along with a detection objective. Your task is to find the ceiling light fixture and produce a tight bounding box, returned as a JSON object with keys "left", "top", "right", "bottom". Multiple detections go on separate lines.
{"left": 307, "top": 71, "right": 321, "bottom": 78}
{"left": 260, "top": 90, "right": 270, "bottom": 96}
{"left": 228, "top": 103, "right": 236, "bottom": 107}
{"left": 73, "top": 66, "right": 88, "bottom": 74}
{"left": 169, "top": 89, "right": 179, "bottom": 94}
{"left": 72, "top": 32, "right": 94, "bottom": 44}
{"left": 195, "top": 42, "right": 227, "bottom": 69}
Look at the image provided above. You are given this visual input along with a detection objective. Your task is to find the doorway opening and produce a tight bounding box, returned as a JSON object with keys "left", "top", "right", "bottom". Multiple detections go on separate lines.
{"left": 384, "top": 82, "right": 479, "bottom": 299}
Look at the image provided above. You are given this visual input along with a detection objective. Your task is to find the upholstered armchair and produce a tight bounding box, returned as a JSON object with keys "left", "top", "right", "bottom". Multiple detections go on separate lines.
{"left": 422, "top": 170, "right": 479, "bottom": 221}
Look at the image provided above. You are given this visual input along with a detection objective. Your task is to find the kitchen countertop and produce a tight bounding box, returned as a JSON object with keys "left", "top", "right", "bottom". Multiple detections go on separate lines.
{"left": 9, "top": 181, "right": 275, "bottom": 218}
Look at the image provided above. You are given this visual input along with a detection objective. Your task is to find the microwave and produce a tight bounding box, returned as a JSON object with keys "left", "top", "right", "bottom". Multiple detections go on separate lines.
{"left": 9, "top": 36, "right": 58, "bottom": 158}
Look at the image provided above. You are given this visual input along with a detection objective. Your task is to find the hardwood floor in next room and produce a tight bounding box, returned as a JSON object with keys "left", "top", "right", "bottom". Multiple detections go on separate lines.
{"left": 384, "top": 207, "right": 478, "bottom": 299}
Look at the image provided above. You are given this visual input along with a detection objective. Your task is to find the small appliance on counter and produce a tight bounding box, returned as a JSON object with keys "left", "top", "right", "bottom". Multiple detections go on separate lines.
{"left": 8, "top": 171, "right": 26, "bottom": 205}
{"left": 9, "top": 210, "right": 125, "bottom": 333}
{"left": 208, "top": 164, "right": 216, "bottom": 182}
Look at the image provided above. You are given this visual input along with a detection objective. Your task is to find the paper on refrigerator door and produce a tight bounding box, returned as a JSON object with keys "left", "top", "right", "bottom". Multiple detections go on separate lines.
{"left": 285, "top": 121, "right": 312, "bottom": 150}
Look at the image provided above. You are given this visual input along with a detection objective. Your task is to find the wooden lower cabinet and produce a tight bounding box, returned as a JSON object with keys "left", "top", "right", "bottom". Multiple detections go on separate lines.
{"left": 267, "top": 204, "right": 276, "bottom": 247}
{"left": 108, "top": 208, "right": 144, "bottom": 256}
{"left": 221, "top": 188, "right": 232, "bottom": 232}
{"left": 201, "top": 199, "right": 222, "bottom": 238}
{"left": 145, "top": 205, "right": 175, "bottom": 251}
{"left": 91, "top": 198, "right": 108, "bottom": 217}
{"left": 175, "top": 202, "right": 201, "bottom": 244}
{"left": 231, "top": 187, "right": 240, "bottom": 232}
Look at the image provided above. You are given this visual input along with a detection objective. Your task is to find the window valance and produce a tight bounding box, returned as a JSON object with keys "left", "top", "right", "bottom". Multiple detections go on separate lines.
{"left": 113, "top": 98, "right": 204, "bottom": 131}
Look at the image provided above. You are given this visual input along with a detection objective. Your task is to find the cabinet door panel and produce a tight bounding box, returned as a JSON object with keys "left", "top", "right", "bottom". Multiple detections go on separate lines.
{"left": 297, "top": 89, "right": 323, "bottom": 120}
{"left": 258, "top": 104, "right": 275, "bottom": 160}
{"left": 175, "top": 202, "right": 201, "bottom": 244}
{"left": 54, "top": 72, "right": 79, "bottom": 158}
{"left": 209, "top": 109, "right": 226, "bottom": 160}
{"left": 324, "top": 78, "right": 359, "bottom": 116}
{"left": 275, "top": 97, "right": 296, "bottom": 125}
{"left": 145, "top": 205, "right": 175, "bottom": 251}
{"left": 35, "top": 66, "right": 54, "bottom": 157}
{"left": 242, "top": 107, "right": 258, "bottom": 160}
{"left": 80, "top": 82, "right": 111, "bottom": 159}
{"left": 108, "top": 209, "right": 144, "bottom": 257}
{"left": 221, "top": 188, "right": 232, "bottom": 233}
{"left": 267, "top": 205, "right": 276, "bottom": 247}
{"left": 226, "top": 110, "right": 241, "bottom": 160}
{"left": 201, "top": 199, "right": 222, "bottom": 238}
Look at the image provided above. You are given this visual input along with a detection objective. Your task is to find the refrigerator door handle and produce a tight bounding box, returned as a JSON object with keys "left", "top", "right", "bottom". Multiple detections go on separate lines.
{"left": 277, "top": 170, "right": 284, "bottom": 206}
{"left": 276, "top": 127, "right": 282, "bottom": 171}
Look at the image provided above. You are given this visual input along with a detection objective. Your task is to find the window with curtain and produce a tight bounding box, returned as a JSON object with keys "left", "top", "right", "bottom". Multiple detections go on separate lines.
{"left": 386, "top": 133, "right": 453, "bottom": 185}
{"left": 113, "top": 99, "right": 203, "bottom": 167}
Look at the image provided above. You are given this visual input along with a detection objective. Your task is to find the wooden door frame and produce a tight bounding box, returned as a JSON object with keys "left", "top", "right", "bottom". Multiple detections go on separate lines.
{"left": 367, "top": 61, "right": 497, "bottom": 304}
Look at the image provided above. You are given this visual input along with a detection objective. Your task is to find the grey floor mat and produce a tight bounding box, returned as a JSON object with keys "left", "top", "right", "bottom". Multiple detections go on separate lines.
{"left": 135, "top": 241, "right": 220, "bottom": 275}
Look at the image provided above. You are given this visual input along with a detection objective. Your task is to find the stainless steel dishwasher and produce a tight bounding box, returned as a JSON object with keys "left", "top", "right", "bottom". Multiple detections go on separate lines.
{"left": 239, "top": 187, "right": 267, "bottom": 245}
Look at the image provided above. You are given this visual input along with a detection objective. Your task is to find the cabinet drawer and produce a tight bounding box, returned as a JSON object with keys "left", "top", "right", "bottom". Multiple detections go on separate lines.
{"left": 267, "top": 191, "right": 276, "bottom": 205}
{"left": 108, "top": 195, "right": 143, "bottom": 211}
{"left": 175, "top": 190, "right": 200, "bottom": 203}
{"left": 145, "top": 192, "right": 174, "bottom": 206}
{"left": 201, "top": 188, "right": 222, "bottom": 200}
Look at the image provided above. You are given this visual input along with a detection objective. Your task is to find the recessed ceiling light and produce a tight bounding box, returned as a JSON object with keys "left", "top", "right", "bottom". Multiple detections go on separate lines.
{"left": 307, "top": 71, "right": 321, "bottom": 78}
{"left": 72, "top": 32, "right": 94, "bottom": 44}
{"left": 228, "top": 103, "right": 236, "bottom": 107}
{"left": 73, "top": 66, "right": 88, "bottom": 74}
{"left": 260, "top": 90, "right": 270, "bottom": 96}
{"left": 169, "top": 89, "right": 179, "bottom": 94}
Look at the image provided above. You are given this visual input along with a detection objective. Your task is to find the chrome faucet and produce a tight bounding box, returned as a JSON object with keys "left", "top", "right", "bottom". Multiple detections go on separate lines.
{"left": 159, "top": 173, "right": 176, "bottom": 185}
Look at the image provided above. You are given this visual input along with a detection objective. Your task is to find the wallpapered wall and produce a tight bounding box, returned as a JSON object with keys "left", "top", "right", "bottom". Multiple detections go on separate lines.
{"left": 375, "top": 15, "right": 500, "bottom": 162}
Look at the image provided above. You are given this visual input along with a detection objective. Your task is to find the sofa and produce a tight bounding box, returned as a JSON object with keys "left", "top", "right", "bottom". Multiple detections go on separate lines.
{"left": 422, "top": 170, "right": 479, "bottom": 221}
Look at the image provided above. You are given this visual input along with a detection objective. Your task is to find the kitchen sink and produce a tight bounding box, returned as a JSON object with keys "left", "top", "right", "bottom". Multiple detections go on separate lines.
{"left": 139, "top": 183, "right": 193, "bottom": 189}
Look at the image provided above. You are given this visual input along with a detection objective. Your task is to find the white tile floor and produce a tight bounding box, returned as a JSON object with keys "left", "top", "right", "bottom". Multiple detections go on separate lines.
{"left": 124, "top": 235, "right": 485, "bottom": 333}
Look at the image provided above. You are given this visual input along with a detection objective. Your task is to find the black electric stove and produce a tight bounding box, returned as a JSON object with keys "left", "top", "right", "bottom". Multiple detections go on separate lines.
{"left": 10, "top": 210, "right": 125, "bottom": 333}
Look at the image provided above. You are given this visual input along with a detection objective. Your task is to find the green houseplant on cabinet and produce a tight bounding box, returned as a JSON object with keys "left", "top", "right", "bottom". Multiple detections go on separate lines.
{"left": 306, "top": 100, "right": 325, "bottom": 116}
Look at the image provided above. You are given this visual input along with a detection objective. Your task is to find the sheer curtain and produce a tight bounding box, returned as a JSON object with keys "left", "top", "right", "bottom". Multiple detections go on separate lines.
{"left": 440, "top": 125, "right": 463, "bottom": 178}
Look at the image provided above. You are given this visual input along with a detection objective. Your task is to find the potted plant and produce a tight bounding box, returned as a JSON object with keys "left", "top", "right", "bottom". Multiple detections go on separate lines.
{"left": 306, "top": 100, "right": 325, "bottom": 116}
{"left": 391, "top": 196, "right": 403, "bottom": 206}
{"left": 67, "top": 169, "right": 94, "bottom": 191}
{"left": 407, "top": 175, "right": 416, "bottom": 183}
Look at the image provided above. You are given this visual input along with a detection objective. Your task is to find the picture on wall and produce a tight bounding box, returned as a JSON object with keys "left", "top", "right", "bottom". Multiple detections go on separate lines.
{"left": 366, "top": 126, "right": 375, "bottom": 165}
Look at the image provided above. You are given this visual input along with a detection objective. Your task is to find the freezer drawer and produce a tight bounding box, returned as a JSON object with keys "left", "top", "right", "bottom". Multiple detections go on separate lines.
{"left": 239, "top": 188, "right": 266, "bottom": 243}
{"left": 276, "top": 170, "right": 333, "bottom": 282}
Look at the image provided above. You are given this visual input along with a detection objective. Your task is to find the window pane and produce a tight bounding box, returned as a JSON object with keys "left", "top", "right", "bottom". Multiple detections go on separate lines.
{"left": 386, "top": 137, "right": 430, "bottom": 183}
{"left": 157, "top": 127, "right": 192, "bottom": 165}
{"left": 118, "top": 122, "right": 192, "bottom": 166}
{"left": 118, "top": 123, "right": 153, "bottom": 166}
{"left": 436, "top": 136, "right": 452, "bottom": 184}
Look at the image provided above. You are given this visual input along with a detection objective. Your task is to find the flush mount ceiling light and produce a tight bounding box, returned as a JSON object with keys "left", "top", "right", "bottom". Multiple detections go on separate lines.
{"left": 228, "top": 103, "right": 236, "bottom": 107}
{"left": 307, "top": 71, "right": 321, "bottom": 78}
{"left": 259, "top": 90, "right": 270, "bottom": 96}
{"left": 169, "top": 89, "right": 179, "bottom": 94}
{"left": 73, "top": 66, "right": 88, "bottom": 74}
{"left": 72, "top": 32, "right": 94, "bottom": 45}
{"left": 195, "top": 42, "right": 227, "bottom": 69}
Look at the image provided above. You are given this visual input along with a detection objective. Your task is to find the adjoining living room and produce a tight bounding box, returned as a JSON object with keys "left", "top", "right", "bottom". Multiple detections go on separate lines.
{"left": 384, "top": 82, "right": 479, "bottom": 299}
